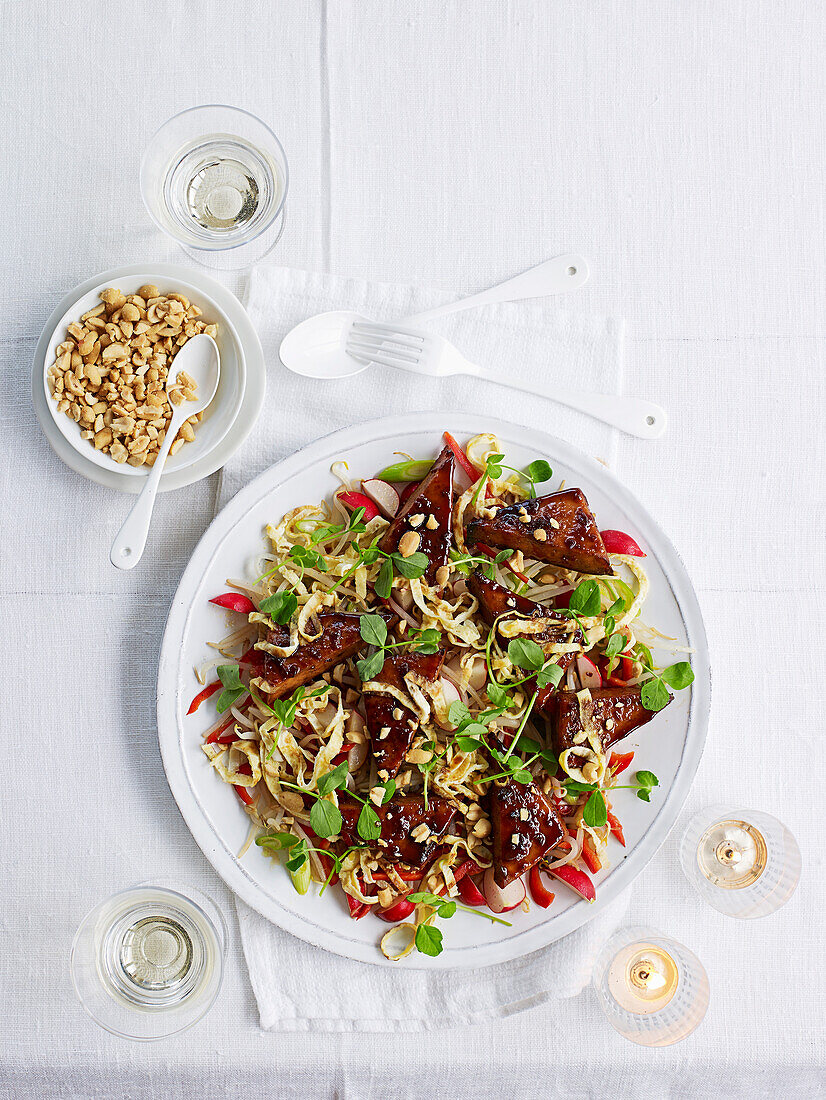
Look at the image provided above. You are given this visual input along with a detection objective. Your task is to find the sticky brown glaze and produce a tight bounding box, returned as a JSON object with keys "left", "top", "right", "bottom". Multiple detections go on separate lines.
{"left": 338, "top": 794, "right": 456, "bottom": 868}
{"left": 257, "top": 610, "right": 395, "bottom": 700}
{"left": 378, "top": 444, "right": 454, "bottom": 587}
{"left": 543, "top": 686, "right": 670, "bottom": 760}
{"left": 467, "top": 570, "right": 584, "bottom": 672}
{"left": 364, "top": 651, "right": 445, "bottom": 779}
{"left": 467, "top": 488, "right": 612, "bottom": 575}
{"left": 488, "top": 780, "right": 564, "bottom": 887}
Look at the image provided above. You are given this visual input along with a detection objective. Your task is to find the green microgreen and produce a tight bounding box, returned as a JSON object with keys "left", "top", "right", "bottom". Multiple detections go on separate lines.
{"left": 406, "top": 890, "right": 513, "bottom": 957}
{"left": 215, "top": 664, "right": 246, "bottom": 713}
{"left": 470, "top": 451, "right": 554, "bottom": 505}
{"left": 355, "top": 614, "right": 442, "bottom": 681}
{"left": 258, "top": 590, "right": 298, "bottom": 624}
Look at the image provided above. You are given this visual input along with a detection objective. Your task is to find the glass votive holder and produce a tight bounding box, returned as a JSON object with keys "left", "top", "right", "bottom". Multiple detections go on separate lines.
{"left": 679, "top": 805, "right": 801, "bottom": 918}
{"left": 592, "top": 925, "right": 710, "bottom": 1046}
{"left": 70, "top": 882, "right": 227, "bottom": 1041}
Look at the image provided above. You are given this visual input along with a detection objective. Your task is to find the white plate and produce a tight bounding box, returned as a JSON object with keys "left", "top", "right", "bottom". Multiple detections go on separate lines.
{"left": 32, "top": 263, "right": 265, "bottom": 493}
{"left": 157, "top": 412, "right": 710, "bottom": 968}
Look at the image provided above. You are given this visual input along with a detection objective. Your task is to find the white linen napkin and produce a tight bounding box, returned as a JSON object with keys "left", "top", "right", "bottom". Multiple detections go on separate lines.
{"left": 216, "top": 265, "right": 629, "bottom": 1031}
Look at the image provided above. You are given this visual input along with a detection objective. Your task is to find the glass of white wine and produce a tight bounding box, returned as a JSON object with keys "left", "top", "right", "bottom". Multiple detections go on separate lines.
{"left": 70, "top": 882, "right": 227, "bottom": 1040}
{"left": 592, "top": 926, "right": 709, "bottom": 1046}
{"left": 680, "top": 805, "right": 801, "bottom": 918}
{"left": 141, "top": 105, "right": 289, "bottom": 270}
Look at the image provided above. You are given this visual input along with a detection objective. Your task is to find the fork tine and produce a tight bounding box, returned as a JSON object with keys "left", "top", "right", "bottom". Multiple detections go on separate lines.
{"left": 347, "top": 329, "right": 426, "bottom": 351}
{"left": 350, "top": 320, "right": 429, "bottom": 341}
{"left": 347, "top": 349, "right": 426, "bottom": 372}
{"left": 346, "top": 338, "right": 422, "bottom": 365}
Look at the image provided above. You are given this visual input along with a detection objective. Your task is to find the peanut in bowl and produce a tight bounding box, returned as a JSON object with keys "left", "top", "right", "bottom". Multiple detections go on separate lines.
{"left": 42, "top": 273, "right": 246, "bottom": 478}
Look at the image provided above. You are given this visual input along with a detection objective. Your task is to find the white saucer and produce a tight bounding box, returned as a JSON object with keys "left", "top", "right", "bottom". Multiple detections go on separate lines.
{"left": 32, "top": 263, "right": 265, "bottom": 494}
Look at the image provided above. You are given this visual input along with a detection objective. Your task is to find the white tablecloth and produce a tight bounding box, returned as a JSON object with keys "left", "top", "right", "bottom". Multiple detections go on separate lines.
{"left": 1, "top": 1, "right": 823, "bottom": 1096}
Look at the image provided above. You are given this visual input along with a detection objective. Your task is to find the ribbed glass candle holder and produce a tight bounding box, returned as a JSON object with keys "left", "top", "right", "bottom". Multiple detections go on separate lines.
{"left": 679, "top": 805, "right": 801, "bottom": 918}
{"left": 592, "top": 926, "right": 709, "bottom": 1046}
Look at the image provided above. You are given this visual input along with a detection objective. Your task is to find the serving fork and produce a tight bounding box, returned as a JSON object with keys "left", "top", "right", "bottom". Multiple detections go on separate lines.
{"left": 345, "top": 324, "right": 666, "bottom": 439}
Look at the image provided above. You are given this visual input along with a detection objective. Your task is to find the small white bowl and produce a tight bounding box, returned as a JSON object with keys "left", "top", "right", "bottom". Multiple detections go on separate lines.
{"left": 41, "top": 271, "right": 246, "bottom": 478}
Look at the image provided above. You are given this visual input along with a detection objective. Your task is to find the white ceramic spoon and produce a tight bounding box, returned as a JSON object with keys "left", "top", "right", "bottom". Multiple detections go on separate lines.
{"left": 278, "top": 253, "right": 589, "bottom": 380}
{"left": 110, "top": 335, "right": 220, "bottom": 570}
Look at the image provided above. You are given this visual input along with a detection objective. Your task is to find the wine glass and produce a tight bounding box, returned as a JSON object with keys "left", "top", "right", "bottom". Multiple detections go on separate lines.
{"left": 70, "top": 881, "right": 227, "bottom": 1040}
{"left": 679, "top": 805, "right": 801, "bottom": 918}
{"left": 141, "top": 105, "right": 289, "bottom": 270}
{"left": 592, "top": 925, "right": 709, "bottom": 1046}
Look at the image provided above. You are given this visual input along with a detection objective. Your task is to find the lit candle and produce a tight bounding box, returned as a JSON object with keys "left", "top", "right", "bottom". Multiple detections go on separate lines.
{"left": 593, "top": 927, "right": 709, "bottom": 1046}
{"left": 680, "top": 806, "right": 801, "bottom": 918}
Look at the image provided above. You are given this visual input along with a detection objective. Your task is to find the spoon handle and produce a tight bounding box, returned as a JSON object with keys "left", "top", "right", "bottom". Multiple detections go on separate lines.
{"left": 109, "top": 416, "right": 182, "bottom": 570}
{"left": 405, "top": 254, "right": 589, "bottom": 325}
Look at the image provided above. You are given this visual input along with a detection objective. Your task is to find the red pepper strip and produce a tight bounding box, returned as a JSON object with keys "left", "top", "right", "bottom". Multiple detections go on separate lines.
{"left": 528, "top": 866, "right": 555, "bottom": 908}
{"left": 234, "top": 761, "right": 255, "bottom": 806}
{"left": 457, "top": 875, "right": 486, "bottom": 907}
{"left": 187, "top": 680, "right": 221, "bottom": 715}
{"left": 609, "top": 750, "right": 635, "bottom": 777}
{"left": 337, "top": 490, "right": 381, "bottom": 522}
{"left": 569, "top": 826, "right": 602, "bottom": 874}
{"left": 605, "top": 653, "right": 636, "bottom": 687}
{"left": 452, "top": 859, "right": 482, "bottom": 884}
{"left": 606, "top": 809, "right": 626, "bottom": 847}
{"left": 205, "top": 714, "right": 235, "bottom": 744}
{"left": 376, "top": 897, "right": 416, "bottom": 923}
{"left": 238, "top": 645, "right": 262, "bottom": 670}
{"left": 346, "top": 894, "right": 368, "bottom": 920}
{"left": 553, "top": 589, "right": 572, "bottom": 610}
{"left": 371, "top": 868, "right": 424, "bottom": 883}
{"left": 600, "top": 529, "right": 646, "bottom": 557}
{"left": 443, "top": 431, "right": 480, "bottom": 483}
{"left": 475, "top": 542, "right": 530, "bottom": 585}
{"left": 330, "top": 742, "right": 356, "bottom": 767}
{"left": 209, "top": 592, "right": 256, "bottom": 614}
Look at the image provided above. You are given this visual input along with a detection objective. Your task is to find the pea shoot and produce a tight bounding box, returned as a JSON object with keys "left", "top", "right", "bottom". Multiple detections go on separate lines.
{"left": 407, "top": 891, "right": 513, "bottom": 957}
{"left": 355, "top": 613, "right": 442, "bottom": 681}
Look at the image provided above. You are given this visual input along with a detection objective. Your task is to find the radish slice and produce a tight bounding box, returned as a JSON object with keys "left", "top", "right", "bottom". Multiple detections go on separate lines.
{"left": 600, "top": 529, "right": 646, "bottom": 557}
{"left": 361, "top": 479, "right": 400, "bottom": 519}
{"left": 337, "top": 490, "right": 380, "bottom": 521}
{"left": 399, "top": 480, "right": 420, "bottom": 506}
{"left": 576, "top": 655, "right": 602, "bottom": 690}
{"left": 483, "top": 868, "right": 526, "bottom": 913}
{"left": 547, "top": 864, "right": 596, "bottom": 902}
{"left": 435, "top": 677, "right": 461, "bottom": 729}
{"left": 347, "top": 742, "right": 368, "bottom": 772}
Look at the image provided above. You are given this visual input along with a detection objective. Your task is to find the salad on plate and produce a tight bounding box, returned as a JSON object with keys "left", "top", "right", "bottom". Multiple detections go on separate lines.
{"left": 188, "top": 431, "right": 694, "bottom": 960}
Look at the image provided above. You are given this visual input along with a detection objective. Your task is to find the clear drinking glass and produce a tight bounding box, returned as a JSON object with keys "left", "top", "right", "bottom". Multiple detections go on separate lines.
{"left": 70, "top": 882, "right": 227, "bottom": 1040}
{"left": 141, "top": 105, "right": 289, "bottom": 270}
{"left": 592, "top": 925, "right": 710, "bottom": 1047}
{"left": 679, "top": 805, "right": 801, "bottom": 918}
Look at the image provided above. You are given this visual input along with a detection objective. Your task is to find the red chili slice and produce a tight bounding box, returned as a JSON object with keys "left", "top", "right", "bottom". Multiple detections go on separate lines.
{"left": 187, "top": 680, "right": 221, "bottom": 715}
{"left": 528, "top": 866, "right": 555, "bottom": 908}
{"left": 443, "top": 431, "right": 479, "bottom": 483}
{"left": 205, "top": 714, "right": 235, "bottom": 744}
{"left": 606, "top": 808, "right": 626, "bottom": 847}
{"left": 475, "top": 541, "right": 530, "bottom": 585}
{"left": 209, "top": 592, "right": 256, "bottom": 614}
{"left": 234, "top": 760, "right": 254, "bottom": 806}
{"left": 609, "top": 750, "right": 635, "bottom": 776}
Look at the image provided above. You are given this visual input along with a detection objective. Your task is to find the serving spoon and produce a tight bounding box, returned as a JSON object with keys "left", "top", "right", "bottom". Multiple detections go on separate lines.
{"left": 110, "top": 334, "right": 220, "bottom": 570}
{"left": 279, "top": 254, "right": 589, "bottom": 380}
